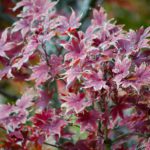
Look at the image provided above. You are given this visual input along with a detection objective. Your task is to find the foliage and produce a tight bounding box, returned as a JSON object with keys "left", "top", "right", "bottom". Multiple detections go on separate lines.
{"left": 0, "top": 0, "right": 150, "bottom": 149}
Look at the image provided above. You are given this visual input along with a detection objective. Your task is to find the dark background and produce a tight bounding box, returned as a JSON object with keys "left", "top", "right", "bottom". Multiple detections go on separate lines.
{"left": 0, "top": 0, "right": 150, "bottom": 30}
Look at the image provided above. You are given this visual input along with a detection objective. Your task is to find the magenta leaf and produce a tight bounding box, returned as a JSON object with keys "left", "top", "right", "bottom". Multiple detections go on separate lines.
{"left": 83, "top": 71, "right": 108, "bottom": 91}
{"left": 113, "top": 56, "right": 131, "bottom": 88}
{"left": 77, "top": 110, "right": 99, "bottom": 132}
{"left": 92, "top": 8, "right": 107, "bottom": 26}
{"left": 122, "top": 63, "right": 150, "bottom": 92}
{"left": 62, "top": 93, "right": 91, "bottom": 114}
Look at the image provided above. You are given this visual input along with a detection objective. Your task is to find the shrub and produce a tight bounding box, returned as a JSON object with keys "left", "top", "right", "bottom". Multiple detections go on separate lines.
{"left": 0, "top": 0, "right": 150, "bottom": 149}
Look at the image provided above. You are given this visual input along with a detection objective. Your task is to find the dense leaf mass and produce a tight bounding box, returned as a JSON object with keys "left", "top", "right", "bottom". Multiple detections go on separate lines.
{"left": 0, "top": 0, "right": 150, "bottom": 149}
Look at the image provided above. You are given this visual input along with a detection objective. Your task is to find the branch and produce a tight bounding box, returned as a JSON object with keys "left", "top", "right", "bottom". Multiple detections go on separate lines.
{"left": 42, "top": 43, "right": 51, "bottom": 68}
{"left": 112, "top": 132, "right": 150, "bottom": 144}
{"left": 41, "top": 43, "right": 52, "bottom": 76}
{"left": 44, "top": 142, "right": 62, "bottom": 149}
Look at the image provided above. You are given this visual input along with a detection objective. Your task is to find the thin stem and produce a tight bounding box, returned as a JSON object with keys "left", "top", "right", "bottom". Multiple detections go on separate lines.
{"left": 44, "top": 142, "right": 62, "bottom": 149}
{"left": 112, "top": 132, "right": 150, "bottom": 144}
{"left": 104, "top": 122, "right": 111, "bottom": 150}
{"left": 42, "top": 43, "right": 51, "bottom": 68}
{"left": 41, "top": 43, "right": 52, "bottom": 76}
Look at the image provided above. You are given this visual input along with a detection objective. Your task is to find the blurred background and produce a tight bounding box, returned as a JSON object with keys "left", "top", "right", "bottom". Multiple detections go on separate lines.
{"left": 0, "top": 0, "right": 150, "bottom": 30}
{"left": 0, "top": 0, "right": 150, "bottom": 104}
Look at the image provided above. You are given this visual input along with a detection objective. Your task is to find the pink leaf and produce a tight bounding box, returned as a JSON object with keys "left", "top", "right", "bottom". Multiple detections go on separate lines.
{"left": 77, "top": 110, "right": 99, "bottom": 132}
{"left": 16, "top": 88, "right": 35, "bottom": 110}
{"left": 113, "top": 56, "right": 131, "bottom": 88}
{"left": 0, "top": 104, "right": 13, "bottom": 120}
{"left": 83, "top": 71, "right": 108, "bottom": 91}
{"left": 92, "top": 8, "right": 107, "bottom": 26}
{"left": 29, "top": 62, "right": 50, "bottom": 86}
{"left": 61, "top": 93, "right": 91, "bottom": 114}
{"left": 122, "top": 63, "right": 150, "bottom": 92}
